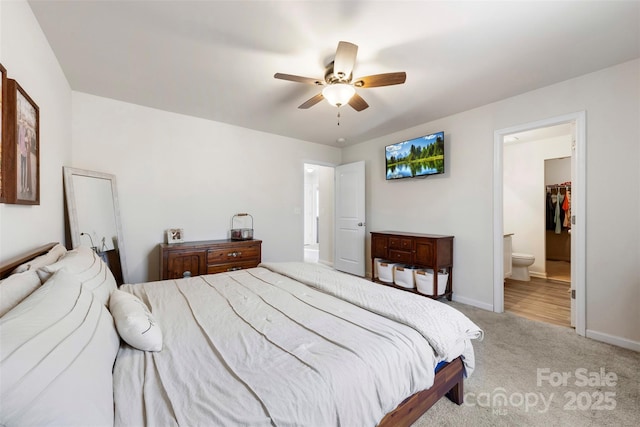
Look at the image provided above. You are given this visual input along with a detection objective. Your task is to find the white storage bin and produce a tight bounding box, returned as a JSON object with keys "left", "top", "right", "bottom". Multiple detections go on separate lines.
{"left": 376, "top": 259, "right": 397, "bottom": 283}
{"left": 415, "top": 269, "right": 448, "bottom": 296}
{"left": 373, "top": 258, "right": 383, "bottom": 278}
{"left": 394, "top": 265, "right": 417, "bottom": 289}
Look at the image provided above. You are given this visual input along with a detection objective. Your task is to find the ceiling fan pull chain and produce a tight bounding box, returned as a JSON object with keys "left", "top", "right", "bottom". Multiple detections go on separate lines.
{"left": 337, "top": 108, "right": 341, "bottom": 126}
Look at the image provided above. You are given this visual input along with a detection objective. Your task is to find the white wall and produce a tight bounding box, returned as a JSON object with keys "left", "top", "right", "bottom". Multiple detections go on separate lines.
{"left": 71, "top": 92, "right": 341, "bottom": 282}
{"left": 503, "top": 135, "right": 572, "bottom": 276}
{"left": 545, "top": 157, "right": 571, "bottom": 186}
{"left": 0, "top": 0, "right": 72, "bottom": 261}
{"left": 342, "top": 59, "right": 640, "bottom": 346}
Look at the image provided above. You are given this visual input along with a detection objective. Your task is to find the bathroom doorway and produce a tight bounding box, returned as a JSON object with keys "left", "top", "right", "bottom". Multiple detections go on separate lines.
{"left": 303, "top": 163, "right": 334, "bottom": 265}
{"left": 502, "top": 124, "right": 573, "bottom": 327}
{"left": 494, "top": 112, "right": 586, "bottom": 336}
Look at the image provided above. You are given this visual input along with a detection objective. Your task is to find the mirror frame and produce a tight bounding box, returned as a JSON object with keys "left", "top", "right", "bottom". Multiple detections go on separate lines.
{"left": 63, "top": 166, "right": 128, "bottom": 283}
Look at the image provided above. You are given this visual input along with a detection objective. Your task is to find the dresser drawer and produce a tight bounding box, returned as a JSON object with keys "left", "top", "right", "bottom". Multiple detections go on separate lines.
{"left": 389, "top": 237, "right": 413, "bottom": 250}
{"left": 207, "top": 260, "right": 260, "bottom": 274}
{"left": 388, "top": 249, "right": 412, "bottom": 264}
{"left": 207, "top": 244, "right": 261, "bottom": 264}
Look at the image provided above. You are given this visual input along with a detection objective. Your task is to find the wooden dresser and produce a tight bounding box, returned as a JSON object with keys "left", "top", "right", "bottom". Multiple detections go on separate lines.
{"left": 160, "top": 239, "right": 262, "bottom": 280}
{"left": 370, "top": 231, "right": 454, "bottom": 300}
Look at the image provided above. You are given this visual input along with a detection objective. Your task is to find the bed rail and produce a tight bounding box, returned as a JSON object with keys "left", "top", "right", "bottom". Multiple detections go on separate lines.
{"left": 378, "top": 356, "right": 465, "bottom": 427}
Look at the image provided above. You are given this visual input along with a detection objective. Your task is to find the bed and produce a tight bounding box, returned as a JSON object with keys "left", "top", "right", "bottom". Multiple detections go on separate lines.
{"left": 0, "top": 243, "right": 483, "bottom": 427}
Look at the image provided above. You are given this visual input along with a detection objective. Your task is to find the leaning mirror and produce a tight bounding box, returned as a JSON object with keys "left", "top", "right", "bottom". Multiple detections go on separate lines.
{"left": 63, "top": 167, "right": 128, "bottom": 284}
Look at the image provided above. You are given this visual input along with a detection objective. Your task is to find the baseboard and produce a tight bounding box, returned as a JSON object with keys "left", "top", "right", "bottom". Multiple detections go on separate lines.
{"left": 529, "top": 271, "right": 547, "bottom": 279}
{"left": 451, "top": 294, "right": 494, "bottom": 312}
{"left": 586, "top": 329, "right": 640, "bottom": 352}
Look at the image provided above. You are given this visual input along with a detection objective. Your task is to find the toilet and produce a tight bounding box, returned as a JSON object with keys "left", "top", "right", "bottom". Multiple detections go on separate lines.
{"left": 511, "top": 253, "right": 535, "bottom": 281}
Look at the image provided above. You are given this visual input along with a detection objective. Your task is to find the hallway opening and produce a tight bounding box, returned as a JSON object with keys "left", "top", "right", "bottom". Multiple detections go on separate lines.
{"left": 303, "top": 163, "right": 334, "bottom": 265}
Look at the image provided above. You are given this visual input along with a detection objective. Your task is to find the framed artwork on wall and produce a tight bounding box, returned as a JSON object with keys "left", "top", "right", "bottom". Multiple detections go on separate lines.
{"left": 2, "top": 78, "right": 40, "bottom": 205}
{"left": 0, "top": 63, "right": 6, "bottom": 202}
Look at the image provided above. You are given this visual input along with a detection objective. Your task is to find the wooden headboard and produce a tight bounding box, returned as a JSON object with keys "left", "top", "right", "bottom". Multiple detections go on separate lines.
{"left": 0, "top": 242, "right": 58, "bottom": 280}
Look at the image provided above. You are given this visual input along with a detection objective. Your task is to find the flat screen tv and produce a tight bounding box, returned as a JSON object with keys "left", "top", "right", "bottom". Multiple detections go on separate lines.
{"left": 385, "top": 131, "right": 445, "bottom": 180}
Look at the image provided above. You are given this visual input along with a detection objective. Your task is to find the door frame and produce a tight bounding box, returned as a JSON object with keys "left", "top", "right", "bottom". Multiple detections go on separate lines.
{"left": 493, "top": 111, "right": 586, "bottom": 336}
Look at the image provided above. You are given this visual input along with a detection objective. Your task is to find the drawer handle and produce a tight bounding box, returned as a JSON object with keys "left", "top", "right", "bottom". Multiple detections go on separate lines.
{"left": 227, "top": 266, "right": 242, "bottom": 271}
{"left": 183, "top": 271, "right": 192, "bottom": 278}
{"left": 228, "top": 251, "right": 242, "bottom": 257}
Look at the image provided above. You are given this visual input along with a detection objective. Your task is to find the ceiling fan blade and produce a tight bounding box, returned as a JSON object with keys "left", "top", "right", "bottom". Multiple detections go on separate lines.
{"left": 348, "top": 93, "right": 369, "bottom": 112}
{"left": 333, "top": 41, "right": 358, "bottom": 81}
{"left": 274, "top": 73, "right": 323, "bottom": 85}
{"left": 298, "top": 93, "right": 324, "bottom": 109}
{"left": 353, "top": 72, "right": 406, "bottom": 88}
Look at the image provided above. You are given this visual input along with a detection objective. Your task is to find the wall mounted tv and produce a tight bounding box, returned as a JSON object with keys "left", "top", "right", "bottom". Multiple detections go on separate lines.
{"left": 385, "top": 131, "right": 445, "bottom": 180}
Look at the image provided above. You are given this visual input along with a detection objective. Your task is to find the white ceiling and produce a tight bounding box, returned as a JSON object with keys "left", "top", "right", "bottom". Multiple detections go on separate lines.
{"left": 28, "top": 1, "right": 639, "bottom": 148}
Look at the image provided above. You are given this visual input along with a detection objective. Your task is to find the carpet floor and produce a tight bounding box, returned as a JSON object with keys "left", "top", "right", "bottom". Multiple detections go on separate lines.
{"left": 412, "top": 301, "right": 640, "bottom": 426}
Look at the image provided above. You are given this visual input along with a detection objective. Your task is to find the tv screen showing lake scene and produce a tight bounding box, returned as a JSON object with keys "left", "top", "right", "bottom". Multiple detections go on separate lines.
{"left": 385, "top": 131, "right": 445, "bottom": 180}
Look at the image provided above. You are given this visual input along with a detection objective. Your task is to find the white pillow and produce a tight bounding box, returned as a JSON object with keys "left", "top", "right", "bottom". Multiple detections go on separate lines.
{"left": 38, "top": 245, "right": 116, "bottom": 305}
{"left": 11, "top": 243, "right": 67, "bottom": 274}
{"left": 0, "top": 270, "right": 41, "bottom": 317}
{"left": 0, "top": 269, "right": 120, "bottom": 426}
{"left": 109, "top": 289, "right": 163, "bottom": 352}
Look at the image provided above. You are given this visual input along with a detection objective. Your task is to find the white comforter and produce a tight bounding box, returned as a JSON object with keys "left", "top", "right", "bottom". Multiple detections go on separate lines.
{"left": 113, "top": 263, "right": 482, "bottom": 427}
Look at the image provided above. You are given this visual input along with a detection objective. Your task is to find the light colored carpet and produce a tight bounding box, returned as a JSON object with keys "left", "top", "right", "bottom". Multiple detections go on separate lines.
{"left": 412, "top": 301, "right": 640, "bottom": 426}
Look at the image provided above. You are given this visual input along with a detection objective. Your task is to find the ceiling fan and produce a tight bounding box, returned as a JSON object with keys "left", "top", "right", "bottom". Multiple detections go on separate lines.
{"left": 274, "top": 41, "right": 406, "bottom": 112}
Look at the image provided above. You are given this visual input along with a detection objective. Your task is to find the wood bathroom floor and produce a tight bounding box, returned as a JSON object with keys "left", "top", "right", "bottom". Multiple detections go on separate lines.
{"left": 546, "top": 259, "right": 571, "bottom": 283}
{"left": 504, "top": 277, "right": 571, "bottom": 328}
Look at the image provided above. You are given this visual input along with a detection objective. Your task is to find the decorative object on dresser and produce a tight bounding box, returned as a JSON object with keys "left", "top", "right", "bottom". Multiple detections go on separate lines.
{"left": 1, "top": 78, "right": 39, "bottom": 205}
{"left": 230, "top": 213, "right": 254, "bottom": 240}
{"left": 166, "top": 228, "right": 184, "bottom": 244}
{"left": 371, "top": 231, "right": 454, "bottom": 300}
{"left": 160, "top": 239, "right": 262, "bottom": 280}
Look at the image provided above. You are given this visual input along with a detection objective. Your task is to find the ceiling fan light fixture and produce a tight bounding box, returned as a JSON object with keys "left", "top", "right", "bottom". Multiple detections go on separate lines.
{"left": 322, "top": 83, "right": 355, "bottom": 107}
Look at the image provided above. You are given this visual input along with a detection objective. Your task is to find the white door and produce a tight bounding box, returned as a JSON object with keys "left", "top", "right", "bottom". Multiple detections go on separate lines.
{"left": 334, "top": 161, "right": 366, "bottom": 276}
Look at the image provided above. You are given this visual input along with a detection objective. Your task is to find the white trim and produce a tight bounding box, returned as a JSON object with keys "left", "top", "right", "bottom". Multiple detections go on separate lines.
{"left": 452, "top": 295, "right": 494, "bottom": 312}
{"left": 586, "top": 330, "right": 640, "bottom": 352}
{"left": 572, "top": 112, "right": 587, "bottom": 336}
{"left": 493, "top": 131, "right": 504, "bottom": 313}
{"left": 529, "top": 271, "right": 548, "bottom": 280}
{"left": 493, "top": 112, "right": 586, "bottom": 336}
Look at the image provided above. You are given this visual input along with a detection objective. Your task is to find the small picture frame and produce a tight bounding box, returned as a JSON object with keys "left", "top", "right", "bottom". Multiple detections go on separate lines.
{"left": 166, "top": 228, "right": 184, "bottom": 244}
{"left": 1, "top": 78, "right": 40, "bottom": 205}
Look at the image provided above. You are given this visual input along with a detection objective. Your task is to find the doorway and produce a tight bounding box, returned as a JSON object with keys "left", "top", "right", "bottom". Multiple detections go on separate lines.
{"left": 502, "top": 124, "right": 572, "bottom": 327}
{"left": 493, "top": 112, "right": 586, "bottom": 336}
{"left": 303, "top": 163, "right": 334, "bottom": 265}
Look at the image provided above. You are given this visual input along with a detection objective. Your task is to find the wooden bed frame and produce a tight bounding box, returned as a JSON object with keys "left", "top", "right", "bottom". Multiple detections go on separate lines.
{"left": 0, "top": 242, "right": 57, "bottom": 279}
{"left": 379, "top": 357, "right": 464, "bottom": 426}
{"left": 0, "top": 242, "right": 466, "bottom": 427}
